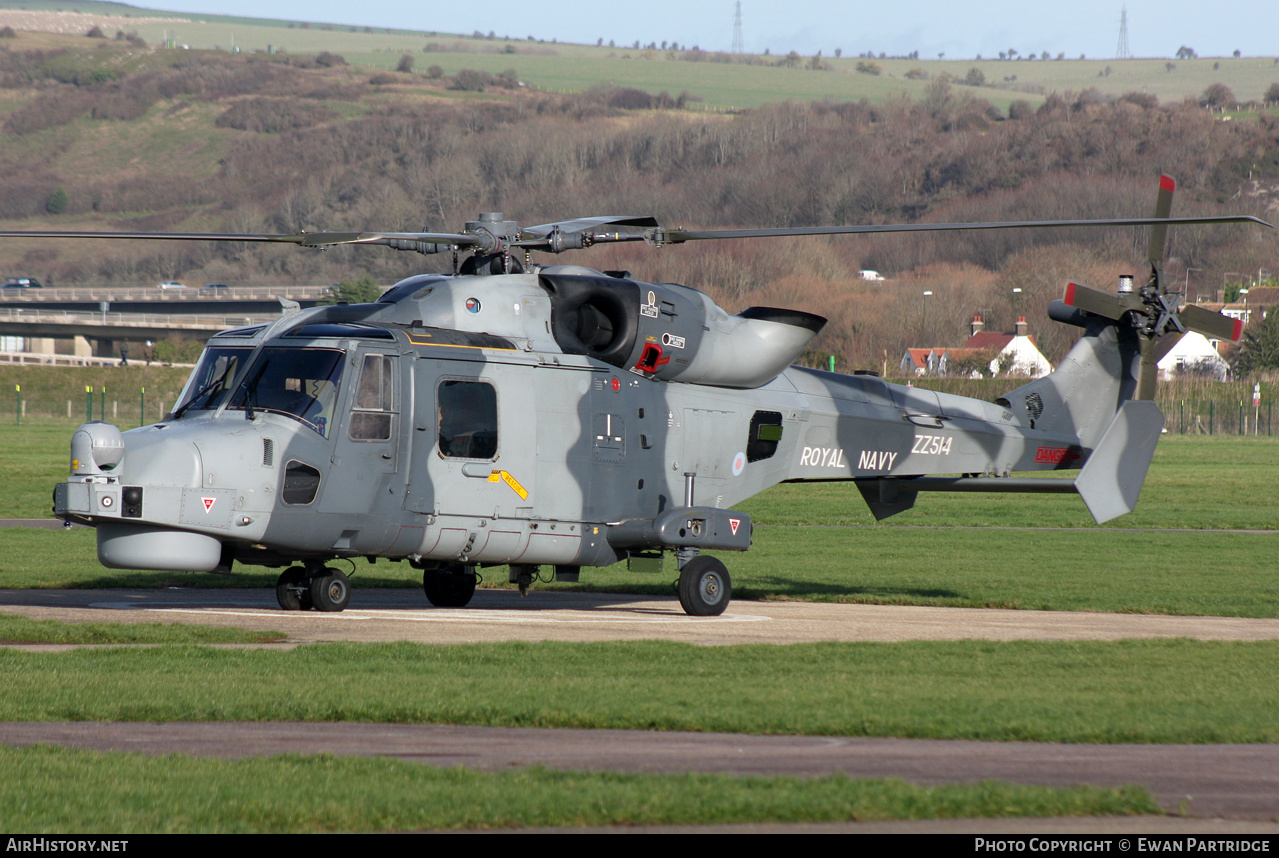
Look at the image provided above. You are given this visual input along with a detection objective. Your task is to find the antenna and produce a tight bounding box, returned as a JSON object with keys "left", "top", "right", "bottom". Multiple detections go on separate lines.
{"left": 1115, "top": 5, "right": 1131, "bottom": 59}
{"left": 732, "top": 1, "right": 744, "bottom": 54}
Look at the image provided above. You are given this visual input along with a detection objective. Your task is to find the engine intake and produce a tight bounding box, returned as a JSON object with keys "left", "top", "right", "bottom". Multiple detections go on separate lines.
{"left": 540, "top": 268, "right": 826, "bottom": 389}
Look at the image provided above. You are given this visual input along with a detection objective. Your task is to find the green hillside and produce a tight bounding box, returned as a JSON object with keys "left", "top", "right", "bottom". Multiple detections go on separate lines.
{"left": 1, "top": 2, "right": 1278, "bottom": 108}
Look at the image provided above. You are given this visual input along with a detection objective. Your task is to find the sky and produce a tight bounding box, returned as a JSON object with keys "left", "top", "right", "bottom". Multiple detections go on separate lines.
{"left": 138, "top": 1, "right": 1279, "bottom": 60}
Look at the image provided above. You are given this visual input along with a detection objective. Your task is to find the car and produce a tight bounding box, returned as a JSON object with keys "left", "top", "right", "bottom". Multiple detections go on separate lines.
{"left": 1, "top": 277, "right": 43, "bottom": 288}
{"left": 158, "top": 281, "right": 188, "bottom": 290}
{"left": 200, "top": 283, "right": 229, "bottom": 291}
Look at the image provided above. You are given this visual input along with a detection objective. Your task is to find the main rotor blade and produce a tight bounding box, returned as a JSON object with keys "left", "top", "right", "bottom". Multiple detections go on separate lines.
{"left": 514, "top": 216, "right": 659, "bottom": 253}
{"left": 519, "top": 216, "right": 658, "bottom": 239}
{"left": 1179, "top": 303, "right": 1245, "bottom": 342}
{"left": 648, "top": 215, "right": 1270, "bottom": 245}
{"left": 0, "top": 229, "right": 480, "bottom": 251}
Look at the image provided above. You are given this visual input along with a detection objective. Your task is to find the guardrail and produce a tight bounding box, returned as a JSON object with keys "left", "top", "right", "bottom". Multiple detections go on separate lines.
{"left": 0, "top": 351, "right": 121, "bottom": 367}
{"left": 0, "top": 308, "right": 275, "bottom": 328}
{"left": 0, "top": 284, "right": 331, "bottom": 302}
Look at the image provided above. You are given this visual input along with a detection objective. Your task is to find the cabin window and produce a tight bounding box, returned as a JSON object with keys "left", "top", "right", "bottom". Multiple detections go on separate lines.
{"left": 348, "top": 354, "right": 396, "bottom": 441}
{"left": 282, "top": 460, "right": 321, "bottom": 505}
{"left": 746, "top": 411, "right": 784, "bottom": 462}
{"left": 437, "top": 379, "right": 498, "bottom": 460}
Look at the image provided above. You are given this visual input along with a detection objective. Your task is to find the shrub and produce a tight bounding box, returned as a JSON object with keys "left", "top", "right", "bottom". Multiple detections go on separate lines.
{"left": 1201, "top": 83, "right": 1235, "bottom": 108}
{"left": 46, "top": 187, "right": 69, "bottom": 215}
{"left": 214, "top": 98, "right": 338, "bottom": 132}
{"left": 449, "top": 69, "right": 488, "bottom": 91}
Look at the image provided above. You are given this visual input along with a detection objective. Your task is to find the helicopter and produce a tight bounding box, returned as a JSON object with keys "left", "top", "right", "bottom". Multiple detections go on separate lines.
{"left": 32, "top": 174, "right": 1267, "bottom": 616}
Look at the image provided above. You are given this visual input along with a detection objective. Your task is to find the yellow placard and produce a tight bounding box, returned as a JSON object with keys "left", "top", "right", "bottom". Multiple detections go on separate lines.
{"left": 487, "top": 469, "right": 529, "bottom": 500}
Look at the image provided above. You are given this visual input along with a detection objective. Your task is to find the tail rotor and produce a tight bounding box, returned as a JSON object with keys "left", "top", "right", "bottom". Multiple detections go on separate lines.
{"left": 1058, "top": 175, "right": 1244, "bottom": 399}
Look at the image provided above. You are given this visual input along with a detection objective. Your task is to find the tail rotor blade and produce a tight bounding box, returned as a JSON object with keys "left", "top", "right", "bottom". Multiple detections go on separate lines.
{"left": 1147, "top": 175, "right": 1176, "bottom": 276}
{"left": 1062, "top": 282, "right": 1137, "bottom": 320}
{"left": 1180, "top": 303, "right": 1245, "bottom": 342}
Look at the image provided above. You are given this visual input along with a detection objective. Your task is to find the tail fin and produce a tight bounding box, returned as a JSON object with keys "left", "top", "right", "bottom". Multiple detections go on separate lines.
{"left": 1074, "top": 399, "right": 1164, "bottom": 522}
{"left": 997, "top": 312, "right": 1142, "bottom": 451}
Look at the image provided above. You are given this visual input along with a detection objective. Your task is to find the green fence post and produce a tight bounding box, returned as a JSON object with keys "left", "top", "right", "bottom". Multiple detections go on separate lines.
{"left": 828, "top": 355, "right": 835, "bottom": 372}
{"left": 1209, "top": 400, "right": 1214, "bottom": 435}
{"left": 140, "top": 387, "right": 145, "bottom": 428}
{"left": 14, "top": 384, "right": 19, "bottom": 427}
{"left": 99, "top": 386, "right": 105, "bottom": 422}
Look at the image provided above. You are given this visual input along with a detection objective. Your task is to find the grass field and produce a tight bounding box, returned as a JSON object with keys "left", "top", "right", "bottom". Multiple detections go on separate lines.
{"left": 5, "top": 639, "right": 1279, "bottom": 743}
{"left": 1, "top": 2, "right": 1277, "bottom": 109}
{"left": 3, "top": 426, "right": 1277, "bottom": 616}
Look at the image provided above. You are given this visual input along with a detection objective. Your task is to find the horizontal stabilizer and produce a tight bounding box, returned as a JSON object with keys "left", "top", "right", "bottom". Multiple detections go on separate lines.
{"left": 1075, "top": 400, "right": 1165, "bottom": 524}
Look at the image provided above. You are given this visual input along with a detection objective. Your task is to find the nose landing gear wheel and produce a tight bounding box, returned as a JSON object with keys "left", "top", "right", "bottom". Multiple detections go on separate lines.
{"left": 677, "top": 556, "right": 731, "bottom": 616}
{"left": 309, "top": 568, "right": 351, "bottom": 612}
{"left": 423, "top": 564, "right": 478, "bottom": 607}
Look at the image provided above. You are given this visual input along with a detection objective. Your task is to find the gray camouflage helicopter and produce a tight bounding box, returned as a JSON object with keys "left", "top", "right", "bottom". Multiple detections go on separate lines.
{"left": 33, "top": 175, "right": 1267, "bottom": 615}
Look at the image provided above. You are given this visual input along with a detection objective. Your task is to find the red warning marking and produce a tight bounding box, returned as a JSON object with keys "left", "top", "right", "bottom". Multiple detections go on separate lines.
{"left": 1231, "top": 319, "right": 1244, "bottom": 342}
{"left": 1064, "top": 282, "right": 1077, "bottom": 305}
{"left": 729, "top": 518, "right": 741, "bottom": 535}
{"left": 1159, "top": 175, "right": 1176, "bottom": 192}
{"left": 202, "top": 497, "right": 216, "bottom": 513}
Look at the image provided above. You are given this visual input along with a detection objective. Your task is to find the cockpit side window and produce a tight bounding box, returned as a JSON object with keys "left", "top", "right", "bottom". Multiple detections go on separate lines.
{"left": 437, "top": 379, "right": 497, "bottom": 460}
{"left": 349, "top": 354, "right": 396, "bottom": 441}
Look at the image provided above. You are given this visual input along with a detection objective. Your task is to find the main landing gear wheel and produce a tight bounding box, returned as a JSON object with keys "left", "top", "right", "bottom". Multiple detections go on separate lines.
{"left": 309, "top": 568, "right": 351, "bottom": 612}
{"left": 275, "top": 566, "right": 312, "bottom": 611}
{"left": 678, "top": 556, "right": 731, "bottom": 617}
{"left": 423, "top": 564, "right": 477, "bottom": 608}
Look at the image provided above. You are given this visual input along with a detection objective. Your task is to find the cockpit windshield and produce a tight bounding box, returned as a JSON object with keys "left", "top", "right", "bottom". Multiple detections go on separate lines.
{"left": 173, "top": 346, "right": 250, "bottom": 416}
{"left": 226, "top": 347, "right": 345, "bottom": 437}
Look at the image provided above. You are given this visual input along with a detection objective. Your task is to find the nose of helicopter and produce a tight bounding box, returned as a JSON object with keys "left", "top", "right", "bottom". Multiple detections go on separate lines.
{"left": 61, "top": 421, "right": 227, "bottom": 572}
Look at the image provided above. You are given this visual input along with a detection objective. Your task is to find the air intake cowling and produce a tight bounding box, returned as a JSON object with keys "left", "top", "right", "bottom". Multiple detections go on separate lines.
{"left": 540, "top": 268, "right": 826, "bottom": 389}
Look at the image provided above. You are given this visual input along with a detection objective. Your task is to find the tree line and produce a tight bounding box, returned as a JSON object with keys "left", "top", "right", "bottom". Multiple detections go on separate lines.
{"left": 0, "top": 44, "right": 1276, "bottom": 371}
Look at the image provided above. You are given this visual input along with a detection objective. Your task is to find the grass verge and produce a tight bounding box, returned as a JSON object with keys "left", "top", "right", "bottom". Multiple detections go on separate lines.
{"left": 1, "top": 744, "right": 1159, "bottom": 832}
{"left": 4, "top": 639, "right": 1279, "bottom": 743}
{"left": 0, "top": 612, "right": 284, "bottom": 644}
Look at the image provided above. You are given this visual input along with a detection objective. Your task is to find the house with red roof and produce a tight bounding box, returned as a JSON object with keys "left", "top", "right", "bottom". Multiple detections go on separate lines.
{"left": 900, "top": 315, "right": 1052, "bottom": 378}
